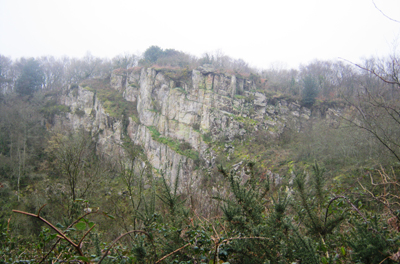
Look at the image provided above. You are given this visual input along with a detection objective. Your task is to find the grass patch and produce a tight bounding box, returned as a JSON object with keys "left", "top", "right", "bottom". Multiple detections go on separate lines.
{"left": 154, "top": 67, "right": 192, "bottom": 82}
{"left": 147, "top": 126, "right": 200, "bottom": 161}
{"left": 234, "top": 95, "right": 245, "bottom": 100}
{"left": 147, "top": 126, "right": 161, "bottom": 137}
{"left": 130, "top": 114, "right": 140, "bottom": 123}
{"left": 198, "top": 82, "right": 206, "bottom": 90}
{"left": 81, "top": 78, "right": 139, "bottom": 121}
{"left": 174, "top": 87, "right": 187, "bottom": 94}
{"left": 231, "top": 115, "right": 258, "bottom": 126}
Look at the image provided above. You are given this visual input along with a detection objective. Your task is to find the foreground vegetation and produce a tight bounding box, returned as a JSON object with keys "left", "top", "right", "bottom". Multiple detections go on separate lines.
{"left": 2, "top": 153, "right": 400, "bottom": 263}
{"left": 1, "top": 46, "right": 400, "bottom": 263}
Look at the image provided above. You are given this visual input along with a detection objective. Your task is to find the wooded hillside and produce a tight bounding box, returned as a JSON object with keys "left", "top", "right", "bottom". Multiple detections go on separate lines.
{"left": 1, "top": 48, "right": 400, "bottom": 263}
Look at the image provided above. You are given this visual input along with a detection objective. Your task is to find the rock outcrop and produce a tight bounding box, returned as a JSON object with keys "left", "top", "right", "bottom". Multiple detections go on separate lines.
{"left": 55, "top": 66, "right": 338, "bottom": 187}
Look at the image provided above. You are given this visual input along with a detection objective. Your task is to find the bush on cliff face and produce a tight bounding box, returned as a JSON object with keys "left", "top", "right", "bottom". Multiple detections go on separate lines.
{"left": 81, "top": 78, "right": 139, "bottom": 120}
{"left": 74, "top": 107, "right": 85, "bottom": 117}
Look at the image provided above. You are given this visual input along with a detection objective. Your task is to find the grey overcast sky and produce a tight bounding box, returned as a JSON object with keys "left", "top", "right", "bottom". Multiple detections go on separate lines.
{"left": 0, "top": 0, "right": 399, "bottom": 69}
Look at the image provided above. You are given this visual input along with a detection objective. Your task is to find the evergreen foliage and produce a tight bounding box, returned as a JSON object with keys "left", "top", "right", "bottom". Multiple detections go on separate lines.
{"left": 143, "top": 46, "right": 164, "bottom": 64}
{"left": 4, "top": 153, "right": 400, "bottom": 263}
{"left": 15, "top": 58, "right": 44, "bottom": 96}
{"left": 293, "top": 163, "right": 345, "bottom": 239}
{"left": 216, "top": 163, "right": 267, "bottom": 227}
{"left": 301, "top": 75, "right": 318, "bottom": 106}
{"left": 214, "top": 163, "right": 293, "bottom": 263}
{"left": 349, "top": 217, "right": 394, "bottom": 263}
{"left": 157, "top": 165, "right": 186, "bottom": 218}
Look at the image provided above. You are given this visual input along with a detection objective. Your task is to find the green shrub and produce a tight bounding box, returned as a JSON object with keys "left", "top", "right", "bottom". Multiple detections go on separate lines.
{"left": 40, "top": 99, "right": 71, "bottom": 124}
{"left": 192, "top": 123, "right": 200, "bottom": 131}
{"left": 179, "top": 142, "right": 192, "bottom": 151}
{"left": 202, "top": 132, "right": 212, "bottom": 143}
{"left": 74, "top": 108, "right": 85, "bottom": 117}
{"left": 147, "top": 126, "right": 200, "bottom": 161}
{"left": 81, "top": 78, "right": 138, "bottom": 120}
{"left": 302, "top": 75, "right": 318, "bottom": 107}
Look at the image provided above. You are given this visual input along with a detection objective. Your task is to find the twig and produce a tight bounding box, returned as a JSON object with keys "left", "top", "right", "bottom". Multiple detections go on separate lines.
{"left": 219, "top": 236, "right": 268, "bottom": 245}
{"left": 13, "top": 207, "right": 101, "bottom": 263}
{"left": 37, "top": 204, "right": 47, "bottom": 216}
{"left": 339, "top": 57, "right": 400, "bottom": 87}
{"left": 78, "top": 224, "right": 96, "bottom": 248}
{"left": 13, "top": 209, "right": 81, "bottom": 255}
{"left": 155, "top": 243, "right": 191, "bottom": 264}
{"left": 7, "top": 216, "right": 11, "bottom": 233}
{"left": 379, "top": 255, "right": 391, "bottom": 264}
{"left": 213, "top": 237, "right": 219, "bottom": 264}
{"left": 39, "top": 237, "right": 61, "bottom": 264}
{"left": 98, "top": 230, "right": 153, "bottom": 264}
{"left": 359, "top": 173, "right": 400, "bottom": 221}
{"left": 372, "top": 0, "right": 400, "bottom": 24}
{"left": 213, "top": 236, "right": 268, "bottom": 263}
{"left": 39, "top": 210, "right": 98, "bottom": 264}
{"left": 70, "top": 209, "right": 99, "bottom": 228}
{"left": 324, "top": 195, "right": 368, "bottom": 224}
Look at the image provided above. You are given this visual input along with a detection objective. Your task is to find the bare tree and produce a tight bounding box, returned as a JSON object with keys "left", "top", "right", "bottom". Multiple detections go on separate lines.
{"left": 46, "top": 130, "right": 101, "bottom": 218}
{"left": 341, "top": 56, "right": 400, "bottom": 163}
{"left": 112, "top": 52, "right": 137, "bottom": 69}
{"left": 39, "top": 56, "right": 65, "bottom": 91}
{"left": 0, "top": 94, "right": 46, "bottom": 201}
{"left": 0, "top": 55, "right": 14, "bottom": 93}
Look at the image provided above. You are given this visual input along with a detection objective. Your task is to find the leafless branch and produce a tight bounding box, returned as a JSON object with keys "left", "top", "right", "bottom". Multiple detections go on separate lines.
{"left": 13, "top": 206, "right": 102, "bottom": 263}
{"left": 358, "top": 168, "right": 400, "bottom": 221}
{"left": 37, "top": 204, "right": 47, "bottom": 216}
{"left": 39, "top": 209, "right": 99, "bottom": 263}
{"left": 39, "top": 238, "right": 62, "bottom": 264}
{"left": 78, "top": 224, "right": 96, "bottom": 248}
{"left": 338, "top": 95, "right": 400, "bottom": 163}
{"left": 372, "top": 0, "right": 400, "bottom": 24}
{"left": 12, "top": 209, "right": 83, "bottom": 256}
{"left": 155, "top": 243, "right": 191, "bottom": 264}
{"left": 339, "top": 57, "right": 400, "bottom": 87}
{"left": 324, "top": 196, "right": 368, "bottom": 224}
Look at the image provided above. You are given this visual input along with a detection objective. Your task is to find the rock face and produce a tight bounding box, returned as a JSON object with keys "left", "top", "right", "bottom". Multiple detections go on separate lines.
{"left": 56, "top": 66, "right": 336, "bottom": 187}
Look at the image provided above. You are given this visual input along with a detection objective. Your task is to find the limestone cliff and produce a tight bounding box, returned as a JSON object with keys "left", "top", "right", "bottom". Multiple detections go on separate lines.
{"left": 55, "top": 65, "right": 339, "bottom": 186}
